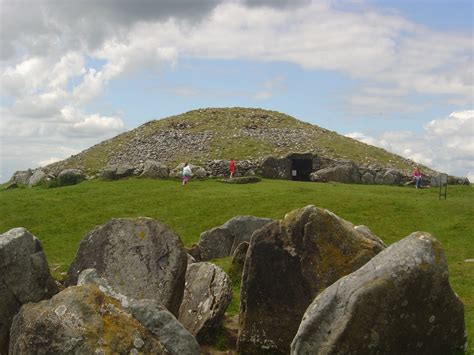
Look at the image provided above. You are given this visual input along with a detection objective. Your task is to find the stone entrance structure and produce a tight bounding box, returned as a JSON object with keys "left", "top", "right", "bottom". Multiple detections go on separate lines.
{"left": 261, "top": 153, "right": 320, "bottom": 181}
{"left": 291, "top": 157, "right": 313, "bottom": 181}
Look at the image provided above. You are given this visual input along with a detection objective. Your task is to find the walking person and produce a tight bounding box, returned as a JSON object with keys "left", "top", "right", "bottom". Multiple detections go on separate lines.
{"left": 229, "top": 158, "right": 235, "bottom": 179}
{"left": 412, "top": 166, "right": 422, "bottom": 189}
{"left": 182, "top": 163, "right": 192, "bottom": 185}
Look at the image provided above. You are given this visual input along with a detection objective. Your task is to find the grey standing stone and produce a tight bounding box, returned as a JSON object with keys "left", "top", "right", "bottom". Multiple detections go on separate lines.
{"left": 66, "top": 217, "right": 187, "bottom": 316}
{"left": 178, "top": 262, "right": 232, "bottom": 342}
{"left": 238, "top": 205, "right": 385, "bottom": 354}
{"left": 198, "top": 216, "right": 274, "bottom": 260}
{"left": 0, "top": 228, "right": 58, "bottom": 354}
{"left": 291, "top": 232, "right": 467, "bottom": 355}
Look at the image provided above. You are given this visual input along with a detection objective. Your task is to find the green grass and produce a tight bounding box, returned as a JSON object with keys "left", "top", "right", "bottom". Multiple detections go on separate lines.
{"left": 1, "top": 178, "right": 473, "bottom": 352}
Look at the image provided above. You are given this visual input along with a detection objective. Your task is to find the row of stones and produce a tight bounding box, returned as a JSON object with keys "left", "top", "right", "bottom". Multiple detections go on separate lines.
{"left": 0, "top": 206, "right": 467, "bottom": 354}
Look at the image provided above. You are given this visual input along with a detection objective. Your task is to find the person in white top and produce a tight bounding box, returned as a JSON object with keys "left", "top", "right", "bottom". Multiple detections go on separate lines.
{"left": 182, "top": 163, "right": 192, "bottom": 185}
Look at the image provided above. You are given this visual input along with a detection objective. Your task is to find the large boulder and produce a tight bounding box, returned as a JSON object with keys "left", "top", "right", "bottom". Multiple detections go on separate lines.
{"left": 237, "top": 205, "right": 386, "bottom": 354}
{"left": 28, "top": 169, "right": 47, "bottom": 186}
{"left": 291, "top": 232, "right": 467, "bottom": 354}
{"left": 178, "top": 262, "right": 232, "bottom": 342}
{"left": 11, "top": 169, "right": 32, "bottom": 186}
{"left": 312, "top": 162, "right": 361, "bottom": 184}
{"left": 0, "top": 228, "right": 58, "bottom": 354}
{"left": 198, "top": 216, "right": 275, "bottom": 260}
{"left": 139, "top": 160, "right": 169, "bottom": 179}
{"left": 57, "top": 168, "right": 85, "bottom": 186}
{"left": 66, "top": 217, "right": 187, "bottom": 316}
{"left": 361, "top": 171, "right": 375, "bottom": 184}
{"left": 260, "top": 156, "right": 291, "bottom": 179}
{"left": 78, "top": 268, "right": 200, "bottom": 354}
{"left": 9, "top": 284, "right": 169, "bottom": 354}
{"left": 192, "top": 165, "right": 207, "bottom": 179}
{"left": 102, "top": 164, "right": 135, "bottom": 180}
{"left": 375, "top": 169, "right": 402, "bottom": 185}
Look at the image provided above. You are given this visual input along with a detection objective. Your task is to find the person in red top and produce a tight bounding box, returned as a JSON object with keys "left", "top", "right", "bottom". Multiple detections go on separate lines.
{"left": 412, "top": 166, "right": 422, "bottom": 189}
{"left": 229, "top": 158, "right": 235, "bottom": 178}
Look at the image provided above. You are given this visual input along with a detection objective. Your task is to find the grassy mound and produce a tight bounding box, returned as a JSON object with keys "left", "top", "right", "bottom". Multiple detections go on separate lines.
{"left": 1, "top": 178, "right": 472, "bottom": 351}
{"left": 44, "top": 108, "right": 432, "bottom": 176}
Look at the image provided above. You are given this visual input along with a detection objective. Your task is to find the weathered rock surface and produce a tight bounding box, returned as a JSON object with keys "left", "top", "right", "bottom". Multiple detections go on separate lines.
{"left": 57, "top": 168, "right": 85, "bottom": 186}
{"left": 232, "top": 241, "right": 250, "bottom": 273}
{"left": 28, "top": 169, "right": 47, "bottom": 186}
{"left": 238, "top": 205, "right": 386, "bottom": 354}
{"left": 178, "top": 262, "right": 232, "bottom": 342}
{"left": 261, "top": 156, "right": 292, "bottom": 179}
{"left": 9, "top": 284, "right": 168, "bottom": 355}
{"left": 198, "top": 216, "right": 275, "bottom": 261}
{"left": 354, "top": 225, "right": 387, "bottom": 249}
{"left": 11, "top": 170, "right": 32, "bottom": 186}
{"left": 0, "top": 228, "right": 58, "bottom": 354}
{"left": 78, "top": 268, "right": 200, "bottom": 354}
{"left": 291, "top": 232, "right": 467, "bottom": 354}
{"left": 101, "top": 164, "right": 135, "bottom": 180}
{"left": 375, "top": 169, "right": 402, "bottom": 185}
{"left": 192, "top": 165, "right": 207, "bottom": 179}
{"left": 361, "top": 171, "right": 375, "bottom": 184}
{"left": 312, "top": 162, "right": 361, "bottom": 184}
{"left": 139, "top": 160, "right": 169, "bottom": 178}
{"left": 116, "top": 164, "right": 135, "bottom": 178}
{"left": 66, "top": 217, "right": 187, "bottom": 315}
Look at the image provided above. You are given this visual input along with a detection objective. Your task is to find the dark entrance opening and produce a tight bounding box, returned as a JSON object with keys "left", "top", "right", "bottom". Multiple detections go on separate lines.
{"left": 291, "top": 159, "right": 312, "bottom": 181}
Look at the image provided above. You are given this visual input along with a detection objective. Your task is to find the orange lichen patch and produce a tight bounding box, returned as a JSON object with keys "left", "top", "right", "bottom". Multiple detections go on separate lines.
{"left": 138, "top": 230, "right": 146, "bottom": 240}
{"left": 83, "top": 285, "right": 164, "bottom": 353}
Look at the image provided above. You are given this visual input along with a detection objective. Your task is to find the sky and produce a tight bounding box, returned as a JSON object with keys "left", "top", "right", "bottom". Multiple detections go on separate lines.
{"left": 0, "top": 0, "right": 473, "bottom": 183}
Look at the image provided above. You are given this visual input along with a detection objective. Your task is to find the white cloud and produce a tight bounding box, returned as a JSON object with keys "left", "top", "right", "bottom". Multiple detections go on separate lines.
{"left": 346, "top": 110, "right": 474, "bottom": 179}
{"left": 38, "top": 157, "right": 62, "bottom": 167}
{"left": 60, "top": 106, "right": 124, "bottom": 136}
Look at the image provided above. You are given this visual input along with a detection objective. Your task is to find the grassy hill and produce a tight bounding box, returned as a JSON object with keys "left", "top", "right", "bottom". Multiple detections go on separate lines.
{"left": 1, "top": 178, "right": 472, "bottom": 351}
{"left": 45, "top": 108, "right": 433, "bottom": 176}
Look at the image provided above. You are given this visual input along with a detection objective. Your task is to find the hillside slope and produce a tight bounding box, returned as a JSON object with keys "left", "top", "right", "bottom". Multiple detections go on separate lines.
{"left": 46, "top": 107, "right": 431, "bottom": 175}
